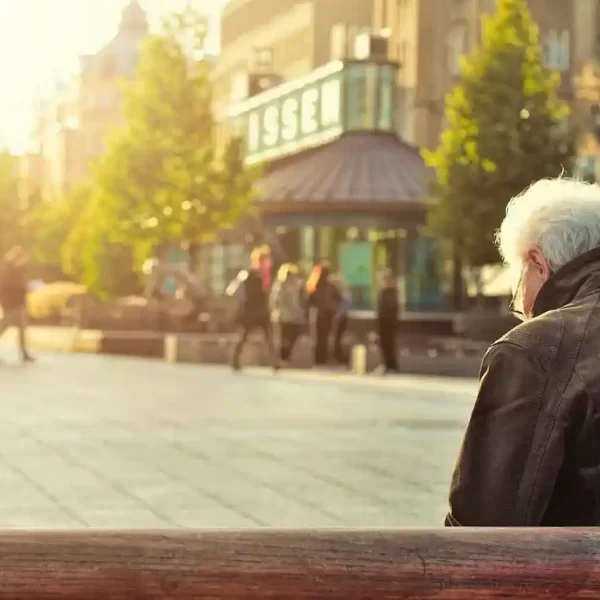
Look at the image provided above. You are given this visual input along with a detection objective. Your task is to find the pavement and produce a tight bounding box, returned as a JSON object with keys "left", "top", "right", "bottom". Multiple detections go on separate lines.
{"left": 0, "top": 349, "right": 477, "bottom": 529}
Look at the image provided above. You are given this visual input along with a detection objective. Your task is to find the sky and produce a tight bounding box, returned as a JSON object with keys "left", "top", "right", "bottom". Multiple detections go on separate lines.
{"left": 0, "top": 0, "right": 227, "bottom": 153}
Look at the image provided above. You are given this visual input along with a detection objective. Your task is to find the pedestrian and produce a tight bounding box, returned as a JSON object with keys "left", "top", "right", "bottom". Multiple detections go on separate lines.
{"left": 307, "top": 262, "right": 341, "bottom": 366}
{"left": 269, "top": 263, "right": 307, "bottom": 366}
{"left": 447, "top": 177, "right": 600, "bottom": 527}
{"left": 331, "top": 275, "right": 351, "bottom": 365}
{"left": 377, "top": 269, "right": 399, "bottom": 373}
{"left": 0, "top": 246, "right": 35, "bottom": 363}
{"left": 227, "top": 245, "right": 277, "bottom": 371}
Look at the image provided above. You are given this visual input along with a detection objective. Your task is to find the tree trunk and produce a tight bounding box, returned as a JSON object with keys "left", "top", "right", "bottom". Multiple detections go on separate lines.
{"left": 187, "top": 241, "right": 198, "bottom": 273}
{"left": 452, "top": 243, "right": 463, "bottom": 311}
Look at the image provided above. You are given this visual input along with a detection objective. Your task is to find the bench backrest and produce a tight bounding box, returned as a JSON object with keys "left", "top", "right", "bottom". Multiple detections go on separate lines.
{"left": 1, "top": 528, "right": 598, "bottom": 598}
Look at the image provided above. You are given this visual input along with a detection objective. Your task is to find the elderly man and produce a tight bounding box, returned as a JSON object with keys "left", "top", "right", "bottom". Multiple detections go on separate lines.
{"left": 446, "top": 178, "right": 600, "bottom": 527}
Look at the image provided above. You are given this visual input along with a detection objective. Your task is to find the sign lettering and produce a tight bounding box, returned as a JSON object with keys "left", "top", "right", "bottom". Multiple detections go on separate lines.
{"left": 301, "top": 88, "right": 319, "bottom": 134}
{"left": 229, "top": 61, "right": 397, "bottom": 163}
{"left": 239, "top": 70, "right": 343, "bottom": 162}
{"left": 281, "top": 98, "right": 298, "bottom": 141}
{"left": 262, "top": 105, "right": 279, "bottom": 147}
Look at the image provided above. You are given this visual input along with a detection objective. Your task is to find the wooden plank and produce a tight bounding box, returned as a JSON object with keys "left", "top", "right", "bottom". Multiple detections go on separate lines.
{"left": 0, "top": 529, "right": 597, "bottom": 598}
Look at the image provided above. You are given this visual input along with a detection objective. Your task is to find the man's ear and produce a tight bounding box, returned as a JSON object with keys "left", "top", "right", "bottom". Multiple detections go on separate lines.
{"left": 527, "top": 247, "right": 552, "bottom": 281}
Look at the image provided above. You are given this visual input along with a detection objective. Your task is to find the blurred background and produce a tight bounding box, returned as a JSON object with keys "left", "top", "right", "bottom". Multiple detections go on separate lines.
{"left": 0, "top": 0, "right": 595, "bottom": 529}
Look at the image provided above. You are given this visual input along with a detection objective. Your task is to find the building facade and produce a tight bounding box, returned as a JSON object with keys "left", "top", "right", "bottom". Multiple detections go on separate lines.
{"left": 22, "top": 0, "right": 148, "bottom": 201}
{"left": 373, "top": 0, "right": 578, "bottom": 150}
{"left": 77, "top": 0, "right": 148, "bottom": 167}
{"left": 212, "top": 0, "right": 374, "bottom": 122}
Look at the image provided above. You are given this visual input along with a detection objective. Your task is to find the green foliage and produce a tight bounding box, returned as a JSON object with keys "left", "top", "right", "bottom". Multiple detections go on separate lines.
{"left": 0, "top": 153, "right": 25, "bottom": 258}
{"left": 24, "top": 182, "right": 89, "bottom": 275}
{"left": 16, "top": 8, "right": 257, "bottom": 299}
{"left": 423, "top": 0, "right": 574, "bottom": 267}
{"left": 219, "top": 135, "right": 261, "bottom": 227}
{"left": 94, "top": 8, "right": 257, "bottom": 257}
{"left": 61, "top": 190, "right": 141, "bottom": 299}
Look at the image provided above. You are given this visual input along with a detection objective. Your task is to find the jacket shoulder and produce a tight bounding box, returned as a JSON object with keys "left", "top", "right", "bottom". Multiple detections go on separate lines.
{"left": 495, "top": 313, "right": 563, "bottom": 373}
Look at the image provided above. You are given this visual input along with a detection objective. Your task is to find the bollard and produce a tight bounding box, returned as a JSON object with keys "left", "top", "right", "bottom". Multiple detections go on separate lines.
{"left": 164, "top": 334, "right": 178, "bottom": 363}
{"left": 351, "top": 344, "right": 367, "bottom": 375}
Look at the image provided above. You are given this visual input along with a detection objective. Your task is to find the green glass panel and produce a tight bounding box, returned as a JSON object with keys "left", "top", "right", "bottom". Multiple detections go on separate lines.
{"left": 405, "top": 237, "right": 443, "bottom": 311}
{"left": 344, "top": 64, "right": 367, "bottom": 130}
{"left": 378, "top": 64, "right": 395, "bottom": 131}
{"left": 340, "top": 241, "right": 372, "bottom": 310}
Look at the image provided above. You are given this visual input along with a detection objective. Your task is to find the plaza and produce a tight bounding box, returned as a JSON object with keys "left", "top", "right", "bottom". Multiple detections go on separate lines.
{"left": 0, "top": 353, "right": 475, "bottom": 529}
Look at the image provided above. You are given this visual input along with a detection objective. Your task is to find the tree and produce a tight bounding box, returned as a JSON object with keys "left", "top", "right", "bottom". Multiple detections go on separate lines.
{"left": 61, "top": 190, "right": 141, "bottom": 299}
{"left": 94, "top": 7, "right": 257, "bottom": 268}
{"left": 423, "top": 0, "right": 574, "bottom": 296}
{"left": 0, "top": 152, "right": 25, "bottom": 258}
{"left": 23, "top": 182, "right": 89, "bottom": 279}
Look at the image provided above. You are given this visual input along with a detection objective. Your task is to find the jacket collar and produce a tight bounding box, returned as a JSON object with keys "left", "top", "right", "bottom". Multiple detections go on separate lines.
{"left": 533, "top": 246, "right": 600, "bottom": 316}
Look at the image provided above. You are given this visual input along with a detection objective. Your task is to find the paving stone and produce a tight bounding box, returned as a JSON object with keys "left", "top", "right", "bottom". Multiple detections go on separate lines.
{"left": 0, "top": 353, "right": 477, "bottom": 528}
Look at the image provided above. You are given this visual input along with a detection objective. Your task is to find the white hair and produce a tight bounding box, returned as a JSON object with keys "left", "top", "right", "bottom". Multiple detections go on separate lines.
{"left": 496, "top": 178, "right": 600, "bottom": 271}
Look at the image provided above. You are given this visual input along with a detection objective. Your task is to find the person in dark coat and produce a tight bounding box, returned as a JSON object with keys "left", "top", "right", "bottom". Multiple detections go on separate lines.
{"left": 377, "top": 269, "right": 399, "bottom": 373}
{"left": 332, "top": 275, "right": 351, "bottom": 365}
{"left": 227, "top": 245, "right": 277, "bottom": 371}
{"left": 0, "top": 246, "right": 34, "bottom": 363}
{"left": 307, "top": 262, "right": 341, "bottom": 366}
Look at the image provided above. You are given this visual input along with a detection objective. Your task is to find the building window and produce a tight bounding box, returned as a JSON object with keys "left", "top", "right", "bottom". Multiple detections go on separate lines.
{"left": 380, "top": 0, "right": 387, "bottom": 29}
{"left": 345, "top": 64, "right": 368, "bottom": 129}
{"left": 396, "top": 0, "right": 407, "bottom": 14}
{"left": 544, "top": 30, "right": 570, "bottom": 72}
{"left": 448, "top": 22, "right": 467, "bottom": 76}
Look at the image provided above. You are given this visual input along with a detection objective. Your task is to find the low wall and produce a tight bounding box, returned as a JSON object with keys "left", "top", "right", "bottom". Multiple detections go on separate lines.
{"left": 2, "top": 326, "right": 484, "bottom": 377}
{"left": 165, "top": 334, "right": 481, "bottom": 377}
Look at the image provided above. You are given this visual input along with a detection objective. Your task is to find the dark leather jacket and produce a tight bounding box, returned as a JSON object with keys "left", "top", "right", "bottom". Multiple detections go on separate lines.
{"left": 446, "top": 247, "right": 600, "bottom": 526}
{"left": 237, "top": 269, "right": 269, "bottom": 326}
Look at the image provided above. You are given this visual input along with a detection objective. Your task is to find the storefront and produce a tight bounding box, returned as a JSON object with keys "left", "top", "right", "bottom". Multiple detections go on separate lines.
{"left": 201, "top": 55, "right": 446, "bottom": 313}
{"left": 256, "top": 131, "right": 443, "bottom": 312}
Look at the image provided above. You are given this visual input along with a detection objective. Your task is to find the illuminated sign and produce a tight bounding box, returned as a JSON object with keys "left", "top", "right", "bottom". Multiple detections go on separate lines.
{"left": 238, "top": 67, "right": 343, "bottom": 163}
{"left": 227, "top": 61, "right": 396, "bottom": 164}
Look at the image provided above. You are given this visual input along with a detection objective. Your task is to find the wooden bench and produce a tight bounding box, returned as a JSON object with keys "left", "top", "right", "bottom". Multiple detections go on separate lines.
{"left": 0, "top": 529, "right": 597, "bottom": 597}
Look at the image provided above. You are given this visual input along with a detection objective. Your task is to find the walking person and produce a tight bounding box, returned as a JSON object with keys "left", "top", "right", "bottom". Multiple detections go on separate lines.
{"left": 332, "top": 275, "right": 351, "bottom": 365}
{"left": 447, "top": 178, "right": 600, "bottom": 527}
{"left": 0, "top": 247, "right": 34, "bottom": 363}
{"left": 307, "top": 262, "right": 341, "bottom": 366}
{"left": 227, "top": 245, "right": 277, "bottom": 371}
{"left": 270, "top": 263, "right": 307, "bottom": 366}
{"left": 377, "top": 269, "right": 399, "bottom": 374}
